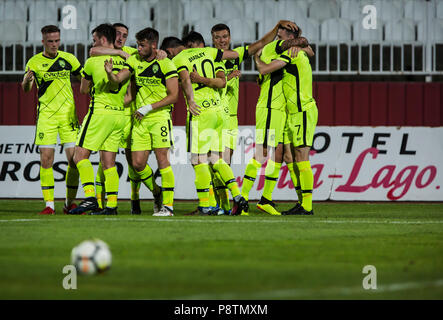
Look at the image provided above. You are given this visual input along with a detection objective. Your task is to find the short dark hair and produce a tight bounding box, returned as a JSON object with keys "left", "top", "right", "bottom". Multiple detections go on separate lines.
{"left": 92, "top": 23, "right": 116, "bottom": 45}
{"left": 278, "top": 24, "right": 301, "bottom": 39}
{"left": 211, "top": 23, "right": 230, "bottom": 35}
{"left": 113, "top": 23, "right": 129, "bottom": 31}
{"left": 41, "top": 25, "right": 60, "bottom": 35}
{"left": 135, "top": 27, "right": 159, "bottom": 43}
{"left": 182, "top": 31, "right": 205, "bottom": 47}
{"left": 160, "top": 36, "right": 184, "bottom": 51}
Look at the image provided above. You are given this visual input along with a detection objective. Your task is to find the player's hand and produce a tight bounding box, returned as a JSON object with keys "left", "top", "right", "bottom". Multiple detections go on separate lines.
{"left": 278, "top": 20, "right": 299, "bottom": 33}
{"left": 189, "top": 66, "right": 202, "bottom": 83}
{"left": 24, "top": 68, "right": 34, "bottom": 83}
{"left": 134, "top": 111, "right": 144, "bottom": 121}
{"left": 288, "top": 46, "right": 301, "bottom": 58}
{"left": 104, "top": 58, "right": 113, "bottom": 74}
{"left": 228, "top": 70, "right": 241, "bottom": 80}
{"left": 255, "top": 48, "right": 263, "bottom": 58}
{"left": 155, "top": 49, "right": 167, "bottom": 60}
{"left": 188, "top": 100, "right": 201, "bottom": 116}
{"left": 119, "top": 50, "right": 130, "bottom": 60}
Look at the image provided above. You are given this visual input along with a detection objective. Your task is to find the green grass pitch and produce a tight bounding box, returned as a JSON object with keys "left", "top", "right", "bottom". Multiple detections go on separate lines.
{"left": 0, "top": 199, "right": 442, "bottom": 300}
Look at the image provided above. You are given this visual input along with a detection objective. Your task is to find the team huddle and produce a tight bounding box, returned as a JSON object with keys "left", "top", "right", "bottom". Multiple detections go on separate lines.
{"left": 21, "top": 19, "right": 318, "bottom": 217}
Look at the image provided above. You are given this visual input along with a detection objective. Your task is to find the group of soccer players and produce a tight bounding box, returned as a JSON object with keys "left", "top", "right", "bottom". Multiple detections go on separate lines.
{"left": 22, "top": 18, "right": 318, "bottom": 217}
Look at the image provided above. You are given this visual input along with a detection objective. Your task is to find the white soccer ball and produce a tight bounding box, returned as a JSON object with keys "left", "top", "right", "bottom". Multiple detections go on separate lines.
{"left": 71, "top": 239, "right": 112, "bottom": 275}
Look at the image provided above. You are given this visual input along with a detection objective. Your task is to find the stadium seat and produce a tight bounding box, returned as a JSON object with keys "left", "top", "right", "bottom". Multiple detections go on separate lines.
{"left": 214, "top": 0, "right": 244, "bottom": 20}
{"left": 124, "top": 0, "right": 152, "bottom": 22}
{"left": 29, "top": 0, "right": 58, "bottom": 21}
{"left": 3, "top": 0, "right": 27, "bottom": 21}
{"left": 243, "top": 0, "right": 276, "bottom": 24}
{"left": 417, "top": 19, "right": 443, "bottom": 43}
{"left": 340, "top": 0, "right": 360, "bottom": 21}
{"left": 0, "top": 20, "right": 26, "bottom": 43}
{"left": 63, "top": 1, "right": 90, "bottom": 27}
{"left": 228, "top": 18, "right": 256, "bottom": 43}
{"left": 60, "top": 23, "right": 88, "bottom": 43}
{"left": 362, "top": 0, "right": 403, "bottom": 22}
{"left": 27, "top": 20, "right": 61, "bottom": 43}
{"left": 353, "top": 19, "right": 383, "bottom": 42}
{"left": 182, "top": 0, "right": 213, "bottom": 23}
{"left": 320, "top": 18, "right": 351, "bottom": 42}
{"left": 309, "top": 0, "right": 339, "bottom": 21}
{"left": 190, "top": 18, "right": 223, "bottom": 45}
{"left": 295, "top": 16, "right": 320, "bottom": 42}
{"left": 273, "top": 0, "right": 308, "bottom": 22}
{"left": 437, "top": 0, "right": 443, "bottom": 19}
{"left": 404, "top": 0, "right": 428, "bottom": 22}
{"left": 127, "top": 19, "right": 153, "bottom": 42}
{"left": 384, "top": 19, "right": 416, "bottom": 42}
{"left": 91, "top": 0, "right": 122, "bottom": 23}
{"left": 154, "top": 0, "right": 184, "bottom": 39}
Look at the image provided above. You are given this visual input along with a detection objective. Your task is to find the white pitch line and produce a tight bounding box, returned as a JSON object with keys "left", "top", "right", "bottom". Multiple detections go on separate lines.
{"left": 175, "top": 279, "right": 443, "bottom": 300}
{"left": 0, "top": 217, "right": 443, "bottom": 225}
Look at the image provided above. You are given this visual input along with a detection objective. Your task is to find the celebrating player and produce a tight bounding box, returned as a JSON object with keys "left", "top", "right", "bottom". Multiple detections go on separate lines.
{"left": 68, "top": 23, "right": 131, "bottom": 215}
{"left": 105, "top": 27, "right": 179, "bottom": 216}
{"left": 89, "top": 23, "right": 142, "bottom": 214}
{"left": 22, "top": 25, "right": 82, "bottom": 215}
{"left": 160, "top": 33, "right": 248, "bottom": 216}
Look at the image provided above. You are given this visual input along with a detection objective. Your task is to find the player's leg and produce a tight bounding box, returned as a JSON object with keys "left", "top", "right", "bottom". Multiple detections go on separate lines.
{"left": 39, "top": 147, "right": 56, "bottom": 214}
{"left": 125, "top": 149, "right": 141, "bottom": 214}
{"left": 95, "top": 155, "right": 106, "bottom": 210}
{"left": 99, "top": 150, "right": 119, "bottom": 214}
{"left": 153, "top": 147, "right": 174, "bottom": 216}
{"left": 281, "top": 143, "right": 302, "bottom": 215}
{"left": 283, "top": 106, "right": 318, "bottom": 216}
{"left": 35, "top": 116, "right": 58, "bottom": 214}
{"left": 64, "top": 144, "right": 80, "bottom": 213}
{"left": 58, "top": 117, "right": 80, "bottom": 214}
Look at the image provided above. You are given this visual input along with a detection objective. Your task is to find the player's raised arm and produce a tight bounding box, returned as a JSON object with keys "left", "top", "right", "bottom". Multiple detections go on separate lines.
{"left": 135, "top": 76, "right": 179, "bottom": 120}
{"left": 280, "top": 36, "right": 309, "bottom": 52}
{"left": 104, "top": 58, "right": 131, "bottom": 84}
{"left": 190, "top": 67, "right": 226, "bottom": 89}
{"left": 247, "top": 20, "right": 299, "bottom": 56}
{"left": 178, "top": 69, "right": 201, "bottom": 116}
{"left": 90, "top": 46, "right": 130, "bottom": 60}
{"left": 22, "top": 68, "right": 35, "bottom": 93}
{"left": 254, "top": 51, "right": 287, "bottom": 75}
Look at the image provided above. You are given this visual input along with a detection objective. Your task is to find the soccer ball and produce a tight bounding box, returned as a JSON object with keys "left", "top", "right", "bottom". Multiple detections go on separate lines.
{"left": 71, "top": 239, "right": 112, "bottom": 275}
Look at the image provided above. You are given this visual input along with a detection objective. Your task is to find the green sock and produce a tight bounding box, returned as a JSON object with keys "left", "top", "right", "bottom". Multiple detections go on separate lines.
{"left": 40, "top": 166, "right": 54, "bottom": 207}
{"left": 262, "top": 159, "right": 282, "bottom": 201}
{"left": 104, "top": 167, "right": 119, "bottom": 208}
{"left": 194, "top": 163, "right": 211, "bottom": 208}
{"left": 212, "top": 158, "right": 240, "bottom": 198}
{"left": 95, "top": 162, "right": 105, "bottom": 209}
{"left": 65, "top": 165, "right": 79, "bottom": 207}
{"left": 287, "top": 162, "right": 302, "bottom": 204}
{"left": 77, "top": 159, "right": 96, "bottom": 198}
{"left": 137, "top": 164, "right": 160, "bottom": 195}
{"left": 214, "top": 171, "right": 230, "bottom": 211}
{"left": 128, "top": 164, "right": 141, "bottom": 201}
{"left": 297, "top": 161, "right": 314, "bottom": 211}
{"left": 159, "top": 166, "right": 174, "bottom": 208}
{"left": 241, "top": 158, "right": 262, "bottom": 201}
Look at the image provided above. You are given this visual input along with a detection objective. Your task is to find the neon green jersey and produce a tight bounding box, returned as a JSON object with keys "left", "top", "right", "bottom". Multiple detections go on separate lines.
{"left": 121, "top": 46, "right": 139, "bottom": 115}
{"left": 25, "top": 51, "right": 82, "bottom": 118}
{"left": 283, "top": 50, "right": 316, "bottom": 114}
{"left": 125, "top": 54, "right": 178, "bottom": 120}
{"left": 82, "top": 55, "right": 130, "bottom": 115}
{"left": 224, "top": 45, "right": 249, "bottom": 116}
{"left": 172, "top": 47, "right": 224, "bottom": 112}
{"left": 256, "top": 40, "right": 291, "bottom": 111}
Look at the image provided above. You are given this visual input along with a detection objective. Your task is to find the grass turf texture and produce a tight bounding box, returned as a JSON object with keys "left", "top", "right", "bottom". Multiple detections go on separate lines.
{"left": 0, "top": 200, "right": 442, "bottom": 300}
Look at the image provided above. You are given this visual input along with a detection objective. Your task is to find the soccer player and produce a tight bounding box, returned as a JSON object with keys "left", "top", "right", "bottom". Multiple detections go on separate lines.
{"left": 89, "top": 23, "right": 142, "bottom": 214}
{"left": 105, "top": 27, "right": 178, "bottom": 216}
{"left": 22, "top": 25, "right": 82, "bottom": 215}
{"left": 240, "top": 29, "right": 310, "bottom": 215}
{"left": 190, "top": 20, "right": 300, "bottom": 214}
{"left": 160, "top": 33, "right": 248, "bottom": 216}
{"left": 254, "top": 26, "right": 317, "bottom": 215}
{"left": 68, "top": 23, "right": 130, "bottom": 215}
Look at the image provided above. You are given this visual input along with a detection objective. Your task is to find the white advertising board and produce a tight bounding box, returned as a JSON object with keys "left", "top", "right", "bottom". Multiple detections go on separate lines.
{"left": 0, "top": 126, "right": 442, "bottom": 201}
